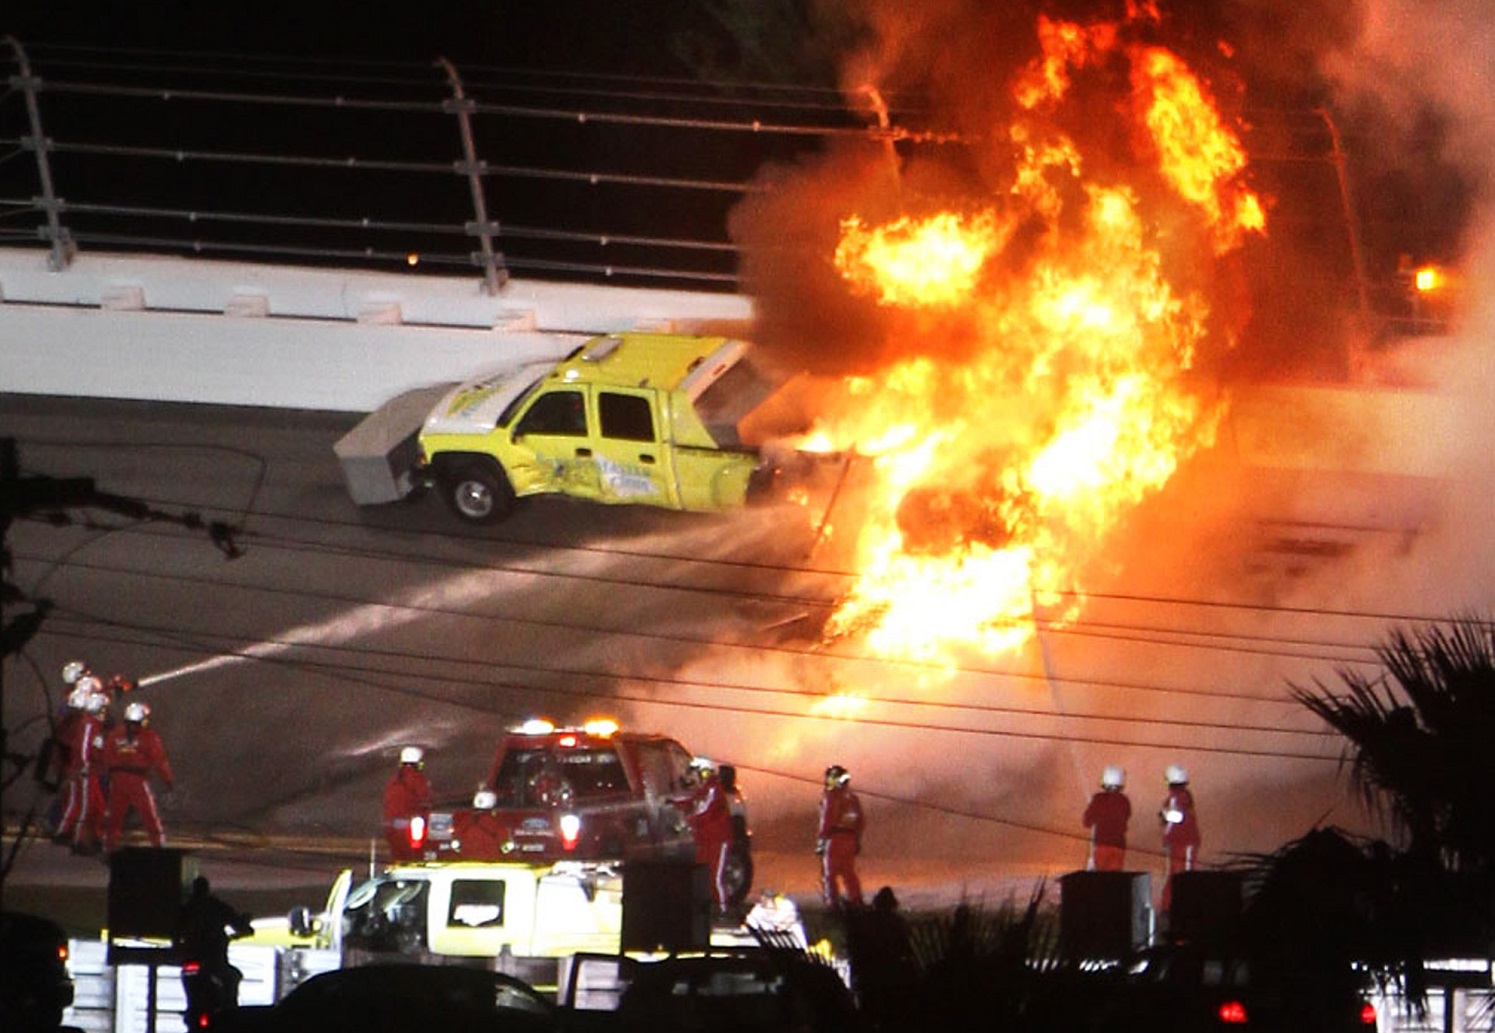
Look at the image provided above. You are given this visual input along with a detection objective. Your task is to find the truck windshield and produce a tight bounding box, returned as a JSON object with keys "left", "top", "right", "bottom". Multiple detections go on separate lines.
{"left": 492, "top": 746, "right": 630, "bottom": 805}
{"left": 495, "top": 370, "right": 550, "bottom": 429}
{"left": 342, "top": 877, "right": 429, "bottom": 953}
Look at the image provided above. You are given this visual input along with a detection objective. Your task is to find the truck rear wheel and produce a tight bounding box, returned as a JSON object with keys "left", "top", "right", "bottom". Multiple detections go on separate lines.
{"left": 442, "top": 462, "right": 515, "bottom": 523}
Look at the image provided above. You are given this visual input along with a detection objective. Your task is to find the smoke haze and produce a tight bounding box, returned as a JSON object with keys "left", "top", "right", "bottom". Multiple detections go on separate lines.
{"left": 710, "top": 0, "right": 1495, "bottom": 895}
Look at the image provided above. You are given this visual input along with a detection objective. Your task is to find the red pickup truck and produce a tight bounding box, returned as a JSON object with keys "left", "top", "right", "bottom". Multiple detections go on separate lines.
{"left": 396, "top": 720, "right": 753, "bottom": 904}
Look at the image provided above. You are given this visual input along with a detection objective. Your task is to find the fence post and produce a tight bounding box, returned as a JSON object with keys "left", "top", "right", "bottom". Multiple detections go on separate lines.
{"left": 438, "top": 57, "right": 506, "bottom": 295}
{"left": 5, "top": 36, "right": 74, "bottom": 271}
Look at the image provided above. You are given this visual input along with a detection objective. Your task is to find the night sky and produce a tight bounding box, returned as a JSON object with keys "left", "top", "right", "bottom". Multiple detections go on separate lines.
{"left": 6, "top": 1, "right": 718, "bottom": 72}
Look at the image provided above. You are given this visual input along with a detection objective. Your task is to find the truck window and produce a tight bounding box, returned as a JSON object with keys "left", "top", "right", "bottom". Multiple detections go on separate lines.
{"left": 495, "top": 746, "right": 630, "bottom": 802}
{"left": 517, "top": 390, "right": 588, "bottom": 436}
{"left": 447, "top": 880, "right": 506, "bottom": 929}
{"left": 599, "top": 392, "right": 655, "bottom": 442}
{"left": 558, "top": 748, "right": 631, "bottom": 797}
{"left": 692, "top": 354, "right": 779, "bottom": 447}
{"left": 342, "top": 877, "right": 429, "bottom": 953}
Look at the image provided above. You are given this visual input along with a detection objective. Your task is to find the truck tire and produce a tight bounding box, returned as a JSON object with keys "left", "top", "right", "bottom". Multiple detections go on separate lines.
{"left": 442, "top": 462, "right": 515, "bottom": 523}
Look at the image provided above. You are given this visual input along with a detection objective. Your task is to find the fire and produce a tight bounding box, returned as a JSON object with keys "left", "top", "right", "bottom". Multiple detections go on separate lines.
{"left": 815, "top": 8, "right": 1259, "bottom": 665}
{"left": 834, "top": 212, "right": 1001, "bottom": 308}
{"left": 1131, "top": 47, "right": 1265, "bottom": 253}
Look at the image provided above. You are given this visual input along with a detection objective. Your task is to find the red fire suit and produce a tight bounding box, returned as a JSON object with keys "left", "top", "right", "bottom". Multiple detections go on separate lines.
{"left": 1082, "top": 788, "right": 1131, "bottom": 871}
{"left": 55, "top": 712, "right": 107, "bottom": 850}
{"left": 687, "top": 778, "right": 734, "bottom": 912}
{"left": 103, "top": 724, "right": 174, "bottom": 852}
{"left": 1160, "top": 783, "right": 1200, "bottom": 912}
{"left": 382, "top": 763, "right": 432, "bottom": 860}
{"left": 817, "top": 784, "right": 865, "bottom": 908}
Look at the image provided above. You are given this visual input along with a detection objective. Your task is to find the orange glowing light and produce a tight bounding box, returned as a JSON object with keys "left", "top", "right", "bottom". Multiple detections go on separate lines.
{"left": 816, "top": 9, "right": 1259, "bottom": 665}
{"left": 1415, "top": 266, "right": 1440, "bottom": 292}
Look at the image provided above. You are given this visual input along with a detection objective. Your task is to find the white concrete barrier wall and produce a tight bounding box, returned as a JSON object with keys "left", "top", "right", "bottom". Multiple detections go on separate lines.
{"left": 0, "top": 248, "right": 754, "bottom": 413}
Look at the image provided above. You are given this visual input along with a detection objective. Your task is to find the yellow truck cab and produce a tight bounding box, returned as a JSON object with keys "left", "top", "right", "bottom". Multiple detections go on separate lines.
{"left": 243, "top": 862, "right": 623, "bottom": 990}
{"left": 415, "top": 332, "right": 781, "bottom": 523}
{"left": 244, "top": 860, "right": 804, "bottom": 995}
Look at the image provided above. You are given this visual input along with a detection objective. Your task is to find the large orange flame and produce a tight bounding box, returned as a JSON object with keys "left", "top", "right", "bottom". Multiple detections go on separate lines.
{"left": 814, "top": 10, "right": 1260, "bottom": 666}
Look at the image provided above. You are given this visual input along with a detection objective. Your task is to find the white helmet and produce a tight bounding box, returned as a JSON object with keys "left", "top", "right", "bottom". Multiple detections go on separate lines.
{"left": 400, "top": 746, "right": 424, "bottom": 765}
{"left": 62, "top": 660, "right": 89, "bottom": 685}
{"left": 124, "top": 701, "right": 150, "bottom": 723}
{"left": 83, "top": 692, "right": 109, "bottom": 714}
{"left": 689, "top": 756, "right": 715, "bottom": 775}
{"left": 1165, "top": 763, "right": 1189, "bottom": 785}
{"left": 66, "top": 685, "right": 92, "bottom": 709}
{"left": 75, "top": 674, "right": 103, "bottom": 695}
{"left": 1101, "top": 765, "right": 1125, "bottom": 789}
{"left": 472, "top": 788, "right": 498, "bottom": 809}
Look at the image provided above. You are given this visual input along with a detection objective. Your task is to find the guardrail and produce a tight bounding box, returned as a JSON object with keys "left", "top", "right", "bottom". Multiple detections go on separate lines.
{"left": 1, "top": 36, "right": 881, "bottom": 293}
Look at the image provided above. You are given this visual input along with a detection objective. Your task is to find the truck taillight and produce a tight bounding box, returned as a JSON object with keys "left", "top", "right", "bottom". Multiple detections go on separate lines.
{"left": 559, "top": 813, "right": 581, "bottom": 851}
{"left": 1359, "top": 1002, "right": 1377, "bottom": 1025}
{"left": 1217, "top": 1001, "right": 1247, "bottom": 1025}
{"left": 409, "top": 814, "right": 428, "bottom": 851}
{"left": 183, "top": 960, "right": 201, "bottom": 975}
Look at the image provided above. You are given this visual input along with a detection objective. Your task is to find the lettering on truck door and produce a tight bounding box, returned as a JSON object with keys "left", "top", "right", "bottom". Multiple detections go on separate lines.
{"left": 593, "top": 389, "right": 676, "bottom": 506}
{"left": 507, "top": 387, "right": 603, "bottom": 498}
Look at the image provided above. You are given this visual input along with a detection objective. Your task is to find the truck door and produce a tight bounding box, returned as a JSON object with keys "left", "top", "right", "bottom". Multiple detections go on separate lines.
{"left": 593, "top": 389, "right": 677, "bottom": 507}
{"left": 506, "top": 387, "right": 603, "bottom": 499}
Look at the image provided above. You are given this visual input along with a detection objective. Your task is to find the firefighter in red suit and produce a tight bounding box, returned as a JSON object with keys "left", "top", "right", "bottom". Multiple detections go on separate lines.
{"left": 55, "top": 679, "right": 109, "bottom": 852}
{"left": 383, "top": 746, "right": 432, "bottom": 859}
{"left": 47, "top": 660, "right": 90, "bottom": 791}
{"left": 1082, "top": 765, "right": 1132, "bottom": 871}
{"left": 1159, "top": 763, "right": 1201, "bottom": 913}
{"left": 103, "top": 701, "right": 175, "bottom": 852}
{"left": 686, "top": 758, "right": 734, "bottom": 915}
{"left": 817, "top": 764, "right": 865, "bottom": 909}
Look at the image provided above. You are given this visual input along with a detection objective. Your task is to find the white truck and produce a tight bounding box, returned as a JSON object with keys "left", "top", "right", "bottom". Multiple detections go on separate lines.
{"left": 244, "top": 860, "right": 804, "bottom": 996}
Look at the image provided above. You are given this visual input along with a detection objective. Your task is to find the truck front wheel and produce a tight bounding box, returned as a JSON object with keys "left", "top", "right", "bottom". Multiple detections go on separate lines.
{"left": 442, "top": 462, "right": 515, "bottom": 523}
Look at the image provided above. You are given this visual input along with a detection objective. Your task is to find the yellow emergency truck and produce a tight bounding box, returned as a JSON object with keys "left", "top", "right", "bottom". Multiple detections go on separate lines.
{"left": 414, "top": 332, "right": 783, "bottom": 523}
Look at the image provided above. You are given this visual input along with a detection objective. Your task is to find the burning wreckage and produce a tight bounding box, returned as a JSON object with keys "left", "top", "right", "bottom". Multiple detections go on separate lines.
{"left": 342, "top": 3, "right": 1449, "bottom": 670}
{"left": 742, "top": 5, "right": 1272, "bottom": 663}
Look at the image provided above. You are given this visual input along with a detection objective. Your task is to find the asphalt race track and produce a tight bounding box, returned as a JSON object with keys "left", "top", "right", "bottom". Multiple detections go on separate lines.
{"left": 1, "top": 391, "right": 1399, "bottom": 921}
{"left": 0, "top": 392, "right": 862, "bottom": 910}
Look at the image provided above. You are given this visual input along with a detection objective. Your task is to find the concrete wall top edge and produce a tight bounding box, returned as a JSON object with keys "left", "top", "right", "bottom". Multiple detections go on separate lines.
{"left": 0, "top": 247, "right": 754, "bottom": 332}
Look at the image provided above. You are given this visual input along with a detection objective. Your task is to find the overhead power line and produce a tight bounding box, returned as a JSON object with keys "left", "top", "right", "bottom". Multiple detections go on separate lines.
{"left": 34, "top": 605, "right": 1334, "bottom": 744}
{"left": 32, "top": 605, "right": 1340, "bottom": 764}
{"left": 10, "top": 531, "right": 1389, "bottom": 706}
